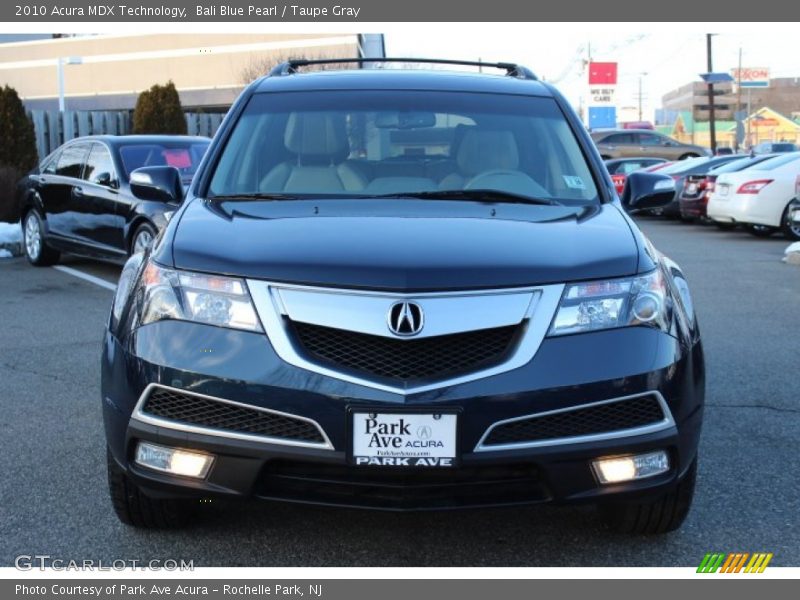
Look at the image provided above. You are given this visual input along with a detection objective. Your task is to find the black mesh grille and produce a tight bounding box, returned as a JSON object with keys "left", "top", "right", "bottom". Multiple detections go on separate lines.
{"left": 256, "top": 461, "right": 549, "bottom": 510}
{"left": 290, "top": 321, "right": 520, "bottom": 382}
{"left": 483, "top": 395, "right": 666, "bottom": 446}
{"left": 142, "top": 388, "right": 325, "bottom": 444}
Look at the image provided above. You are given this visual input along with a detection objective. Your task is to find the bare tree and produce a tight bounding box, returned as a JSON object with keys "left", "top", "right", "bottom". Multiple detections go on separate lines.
{"left": 240, "top": 51, "right": 358, "bottom": 84}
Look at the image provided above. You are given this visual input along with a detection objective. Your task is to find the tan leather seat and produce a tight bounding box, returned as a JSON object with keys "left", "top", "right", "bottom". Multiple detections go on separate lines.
{"left": 260, "top": 113, "right": 367, "bottom": 193}
{"left": 439, "top": 129, "right": 520, "bottom": 189}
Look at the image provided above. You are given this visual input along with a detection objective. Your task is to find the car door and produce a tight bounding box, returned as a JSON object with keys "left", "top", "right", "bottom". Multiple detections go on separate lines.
{"left": 40, "top": 142, "right": 91, "bottom": 241}
{"left": 76, "top": 142, "right": 126, "bottom": 254}
{"left": 603, "top": 132, "right": 637, "bottom": 158}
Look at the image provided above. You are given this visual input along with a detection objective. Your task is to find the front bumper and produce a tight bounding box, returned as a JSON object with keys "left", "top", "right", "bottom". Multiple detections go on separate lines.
{"left": 102, "top": 321, "right": 704, "bottom": 511}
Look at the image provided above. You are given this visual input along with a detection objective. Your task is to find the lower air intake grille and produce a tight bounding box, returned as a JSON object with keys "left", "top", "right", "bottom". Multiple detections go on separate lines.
{"left": 482, "top": 395, "right": 666, "bottom": 447}
{"left": 141, "top": 387, "right": 326, "bottom": 444}
{"left": 290, "top": 321, "right": 520, "bottom": 382}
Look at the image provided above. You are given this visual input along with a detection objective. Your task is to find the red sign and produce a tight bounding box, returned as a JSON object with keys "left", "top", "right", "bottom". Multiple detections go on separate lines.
{"left": 588, "top": 62, "right": 618, "bottom": 85}
{"left": 753, "top": 118, "right": 779, "bottom": 127}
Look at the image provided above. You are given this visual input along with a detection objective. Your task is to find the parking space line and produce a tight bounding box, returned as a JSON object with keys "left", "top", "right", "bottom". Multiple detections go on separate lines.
{"left": 53, "top": 265, "right": 117, "bottom": 291}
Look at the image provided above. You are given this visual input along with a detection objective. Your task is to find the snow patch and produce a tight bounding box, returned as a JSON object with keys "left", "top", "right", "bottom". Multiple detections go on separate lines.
{"left": 0, "top": 221, "right": 22, "bottom": 245}
{"left": 0, "top": 249, "right": 12, "bottom": 259}
{"left": 784, "top": 242, "right": 800, "bottom": 255}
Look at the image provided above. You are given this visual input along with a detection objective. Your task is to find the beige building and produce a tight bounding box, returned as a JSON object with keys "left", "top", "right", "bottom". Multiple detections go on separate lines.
{"left": 661, "top": 77, "right": 800, "bottom": 124}
{"left": 0, "top": 33, "right": 382, "bottom": 111}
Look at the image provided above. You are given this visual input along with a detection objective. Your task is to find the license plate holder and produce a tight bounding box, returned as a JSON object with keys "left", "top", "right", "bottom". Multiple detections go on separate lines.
{"left": 348, "top": 408, "right": 460, "bottom": 468}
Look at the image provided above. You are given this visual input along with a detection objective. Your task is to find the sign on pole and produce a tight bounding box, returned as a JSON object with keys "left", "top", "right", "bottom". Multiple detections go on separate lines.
{"left": 731, "top": 67, "right": 770, "bottom": 88}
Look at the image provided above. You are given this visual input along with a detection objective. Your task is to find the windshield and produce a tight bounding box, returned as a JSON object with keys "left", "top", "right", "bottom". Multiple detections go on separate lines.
{"left": 752, "top": 152, "right": 800, "bottom": 171}
{"left": 208, "top": 90, "right": 599, "bottom": 205}
{"left": 119, "top": 141, "right": 209, "bottom": 181}
{"left": 658, "top": 157, "right": 707, "bottom": 174}
{"left": 710, "top": 156, "right": 767, "bottom": 174}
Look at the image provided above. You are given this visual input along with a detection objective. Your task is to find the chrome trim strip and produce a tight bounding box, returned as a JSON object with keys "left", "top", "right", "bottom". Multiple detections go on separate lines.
{"left": 473, "top": 391, "right": 675, "bottom": 452}
{"left": 275, "top": 285, "right": 537, "bottom": 339}
{"left": 130, "top": 383, "right": 335, "bottom": 451}
{"left": 247, "top": 280, "right": 566, "bottom": 395}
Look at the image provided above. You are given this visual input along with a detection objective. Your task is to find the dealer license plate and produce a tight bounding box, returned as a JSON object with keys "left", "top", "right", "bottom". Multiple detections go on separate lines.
{"left": 686, "top": 183, "right": 697, "bottom": 194}
{"left": 351, "top": 412, "right": 457, "bottom": 467}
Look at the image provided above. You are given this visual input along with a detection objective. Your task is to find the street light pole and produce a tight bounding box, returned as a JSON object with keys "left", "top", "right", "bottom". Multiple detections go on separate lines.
{"left": 56, "top": 56, "right": 83, "bottom": 112}
{"left": 706, "top": 34, "right": 717, "bottom": 154}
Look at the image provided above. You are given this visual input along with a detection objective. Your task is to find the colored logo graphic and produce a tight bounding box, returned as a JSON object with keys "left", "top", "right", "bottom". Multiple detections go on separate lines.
{"left": 697, "top": 552, "right": 773, "bottom": 573}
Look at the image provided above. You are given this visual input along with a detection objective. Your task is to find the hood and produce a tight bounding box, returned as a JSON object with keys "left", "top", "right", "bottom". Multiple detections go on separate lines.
{"left": 168, "top": 199, "right": 640, "bottom": 291}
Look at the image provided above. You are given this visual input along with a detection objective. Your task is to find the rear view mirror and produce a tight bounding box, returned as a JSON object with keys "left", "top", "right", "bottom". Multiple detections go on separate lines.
{"left": 621, "top": 172, "right": 676, "bottom": 213}
{"left": 130, "top": 166, "right": 183, "bottom": 204}
{"left": 375, "top": 111, "right": 436, "bottom": 129}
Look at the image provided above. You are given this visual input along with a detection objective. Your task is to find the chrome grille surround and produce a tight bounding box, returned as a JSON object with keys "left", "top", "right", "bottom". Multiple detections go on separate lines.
{"left": 247, "top": 280, "right": 566, "bottom": 394}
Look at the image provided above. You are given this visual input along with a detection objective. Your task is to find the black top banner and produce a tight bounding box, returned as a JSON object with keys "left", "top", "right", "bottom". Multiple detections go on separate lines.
{"left": 1, "top": 0, "right": 798, "bottom": 22}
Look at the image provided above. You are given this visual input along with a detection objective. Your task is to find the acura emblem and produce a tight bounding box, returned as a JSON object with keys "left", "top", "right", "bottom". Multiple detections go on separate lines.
{"left": 387, "top": 301, "right": 424, "bottom": 336}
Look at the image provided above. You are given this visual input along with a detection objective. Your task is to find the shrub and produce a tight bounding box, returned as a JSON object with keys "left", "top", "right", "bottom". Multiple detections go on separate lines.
{"left": 0, "top": 85, "right": 38, "bottom": 223}
{"left": 132, "top": 81, "right": 187, "bottom": 135}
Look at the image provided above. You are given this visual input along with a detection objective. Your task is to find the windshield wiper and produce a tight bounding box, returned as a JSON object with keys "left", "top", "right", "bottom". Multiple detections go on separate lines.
{"left": 368, "top": 189, "right": 561, "bottom": 206}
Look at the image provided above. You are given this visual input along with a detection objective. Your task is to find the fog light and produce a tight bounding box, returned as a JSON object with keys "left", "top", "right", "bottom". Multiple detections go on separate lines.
{"left": 592, "top": 451, "right": 669, "bottom": 484}
{"left": 135, "top": 442, "right": 214, "bottom": 479}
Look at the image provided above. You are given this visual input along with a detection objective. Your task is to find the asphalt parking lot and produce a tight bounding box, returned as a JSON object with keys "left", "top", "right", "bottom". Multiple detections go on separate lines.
{"left": 1, "top": 217, "right": 798, "bottom": 567}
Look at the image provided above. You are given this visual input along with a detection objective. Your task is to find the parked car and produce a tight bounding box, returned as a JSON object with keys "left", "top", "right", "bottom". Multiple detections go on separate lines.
{"left": 650, "top": 155, "right": 743, "bottom": 218}
{"left": 591, "top": 129, "right": 710, "bottom": 161}
{"left": 706, "top": 152, "right": 800, "bottom": 240}
{"left": 679, "top": 154, "right": 778, "bottom": 223}
{"left": 18, "top": 135, "right": 211, "bottom": 266}
{"left": 752, "top": 141, "right": 798, "bottom": 155}
{"left": 620, "top": 121, "right": 655, "bottom": 130}
{"left": 103, "top": 58, "right": 704, "bottom": 535}
{"left": 604, "top": 157, "right": 668, "bottom": 194}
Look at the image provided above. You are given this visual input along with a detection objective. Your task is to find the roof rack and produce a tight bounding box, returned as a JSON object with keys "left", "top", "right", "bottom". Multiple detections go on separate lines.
{"left": 267, "top": 57, "right": 538, "bottom": 80}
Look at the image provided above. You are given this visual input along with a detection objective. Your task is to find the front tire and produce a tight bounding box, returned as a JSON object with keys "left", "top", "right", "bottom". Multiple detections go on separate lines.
{"left": 23, "top": 209, "right": 60, "bottom": 266}
{"left": 107, "top": 448, "right": 193, "bottom": 528}
{"left": 130, "top": 222, "right": 157, "bottom": 256}
{"left": 600, "top": 458, "right": 697, "bottom": 535}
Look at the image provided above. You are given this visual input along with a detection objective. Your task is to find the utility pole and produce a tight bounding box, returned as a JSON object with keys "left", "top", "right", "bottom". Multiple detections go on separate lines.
{"left": 735, "top": 47, "right": 743, "bottom": 152}
{"left": 706, "top": 34, "right": 717, "bottom": 154}
{"left": 636, "top": 72, "right": 648, "bottom": 122}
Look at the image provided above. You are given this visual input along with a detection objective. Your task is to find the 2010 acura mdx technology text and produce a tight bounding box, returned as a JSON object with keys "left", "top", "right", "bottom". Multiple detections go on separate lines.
{"left": 102, "top": 58, "right": 705, "bottom": 535}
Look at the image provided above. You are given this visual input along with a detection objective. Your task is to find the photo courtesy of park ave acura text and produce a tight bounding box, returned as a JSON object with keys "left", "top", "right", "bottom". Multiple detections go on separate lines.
{"left": 0, "top": 8, "right": 798, "bottom": 577}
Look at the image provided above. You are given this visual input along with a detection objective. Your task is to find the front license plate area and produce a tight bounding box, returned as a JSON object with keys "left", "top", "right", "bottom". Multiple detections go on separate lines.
{"left": 350, "top": 411, "right": 458, "bottom": 468}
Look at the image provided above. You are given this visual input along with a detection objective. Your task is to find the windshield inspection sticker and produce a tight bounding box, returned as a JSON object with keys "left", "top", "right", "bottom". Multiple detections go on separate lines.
{"left": 563, "top": 175, "right": 587, "bottom": 190}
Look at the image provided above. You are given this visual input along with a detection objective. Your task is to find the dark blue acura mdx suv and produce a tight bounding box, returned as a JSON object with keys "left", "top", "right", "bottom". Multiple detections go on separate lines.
{"left": 102, "top": 58, "right": 704, "bottom": 534}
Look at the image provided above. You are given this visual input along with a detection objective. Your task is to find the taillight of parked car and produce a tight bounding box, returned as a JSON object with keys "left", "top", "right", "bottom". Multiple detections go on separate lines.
{"left": 611, "top": 174, "right": 626, "bottom": 194}
{"left": 703, "top": 177, "right": 716, "bottom": 203}
{"left": 736, "top": 179, "right": 773, "bottom": 194}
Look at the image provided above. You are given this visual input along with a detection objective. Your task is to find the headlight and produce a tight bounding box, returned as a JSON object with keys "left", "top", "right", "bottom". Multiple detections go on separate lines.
{"left": 548, "top": 269, "right": 671, "bottom": 336}
{"left": 136, "top": 260, "right": 262, "bottom": 332}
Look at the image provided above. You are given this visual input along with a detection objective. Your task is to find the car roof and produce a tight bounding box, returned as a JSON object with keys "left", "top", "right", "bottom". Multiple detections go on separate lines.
{"left": 253, "top": 68, "right": 554, "bottom": 97}
{"left": 592, "top": 129, "right": 664, "bottom": 136}
{"left": 67, "top": 135, "right": 212, "bottom": 147}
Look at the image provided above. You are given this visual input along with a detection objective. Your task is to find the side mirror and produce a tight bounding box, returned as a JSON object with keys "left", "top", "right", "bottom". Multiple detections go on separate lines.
{"left": 621, "top": 172, "right": 676, "bottom": 213}
{"left": 94, "top": 171, "right": 116, "bottom": 188}
{"left": 130, "top": 166, "right": 183, "bottom": 204}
